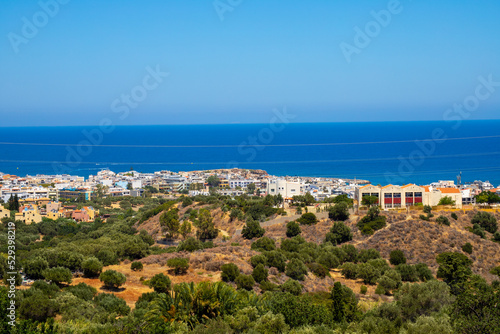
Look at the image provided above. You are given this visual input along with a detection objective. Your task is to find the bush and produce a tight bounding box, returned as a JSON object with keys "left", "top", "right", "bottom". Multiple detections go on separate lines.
{"left": 471, "top": 211, "right": 498, "bottom": 233}
{"left": 436, "top": 252, "right": 473, "bottom": 291}
{"left": 251, "top": 237, "right": 276, "bottom": 251}
{"left": 66, "top": 282, "right": 97, "bottom": 301}
{"left": 490, "top": 266, "right": 500, "bottom": 277}
{"left": 235, "top": 274, "right": 255, "bottom": 290}
{"left": 389, "top": 250, "right": 407, "bottom": 265}
{"left": 415, "top": 263, "right": 434, "bottom": 282}
{"left": 360, "top": 285, "right": 368, "bottom": 294}
{"left": 357, "top": 207, "right": 386, "bottom": 235}
{"left": 377, "top": 269, "right": 402, "bottom": 294}
{"left": 451, "top": 212, "right": 458, "bottom": 220}
{"left": 94, "top": 293, "right": 130, "bottom": 316}
{"left": 250, "top": 254, "right": 267, "bottom": 268}
{"left": 396, "top": 264, "right": 419, "bottom": 282}
{"left": 242, "top": 220, "right": 265, "bottom": 239}
{"left": 99, "top": 270, "right": 126, "bottom": 289}
{"left": 328, "top": 202, "right": 350, "bottom": 221}
{"left": 493, "top": 231, "right": 500, "bottom": 242}
{"left": 177, "top": 237, "right": 203, "bottom": 252}
{"left": 358, "top": 248, "right": 381, "bottom": 263}
{"left": 461, "top": 242, "right": 473, "bottom": 254}
{"left": 131, "top": 261, "right": 144, "bottom": 271}
{"left": 42, "top": 267, "right": 72, "bottom": 285}
{"left": 281, "top": 235, "right": 306, "bottom": 253}
{"left": 472, "top": 224, "right": 486, "bottom": 238}
{"left": 340, "top": 262, "right": 358, "bottom": 279}
{"left": 148, "top": 273, "right": 171, "bottom": 293}
{"left": 286, "top": 258, "right": 308, "bottom": 280}
{"left": 286, "top": 221, "right": 301, "bottom": 237}
{"left": 297, "top": 213, "right": 318, "bottom": 225}
{"left": 252, "top": 264, "right": 268, "bottom": 283}
{"left": 436, "top": 215, "right": 451, "bottom": 226}
{"left": 325, "top": 221, "right": 353, "bottom": 245}
{"left": 167, "top": 257, "right": 190, "bottom": 275}
{"left": 357, "top": 263, "right": 381, "bottom": 285}
{"left": 317, "top": 252, "right": 340, "bottom": 269}
{"left": 367, "top": 258, "right": 390, "bottom": 275}
{"left": 221, "top": 263, "right": 240, "bottom": 282}
{"left": 24, "top": 257, "right": 48, "bottom": 279}
{"left": 281, "top": 279, "right": 303, "bottom": 295}
{"left": 341, "top": 244, "right": 358, "bottom": 263}
{"left": 307, "top": 263, "right": 329, "bottom": 278}
{"left": 423, "top": 205, "right": 432, "bottom": 214}
{"left": 81, "top": 257, "right": 103, "bottom": 278}
{"left": 375, "top": 284, "right": 386, "bottom": 295}
{"left": 263, "top": 251, "right": 287, "bottom": 272}
{"left": 260, "top": 281, "right": 280, "bottom": 292}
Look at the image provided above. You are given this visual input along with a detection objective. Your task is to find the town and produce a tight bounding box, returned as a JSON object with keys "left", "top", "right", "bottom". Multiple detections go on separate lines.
{"left": 1, "top": 168, "right": 498, "bottom": 224}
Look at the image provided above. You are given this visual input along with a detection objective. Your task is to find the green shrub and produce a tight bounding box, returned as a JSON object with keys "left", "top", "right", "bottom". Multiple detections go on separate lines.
{"left": 340, "top": 262, "right": 358, "bottom": 279}
{"left": 423, "top": 205, "right": 432, "bottom": 214}
{"left": 307, "top": 263, "right": 329, "bottom": 278}
{"left": 148, "top": 273, "right": 171, "bottom": 293}
{"left": 235, "top": 274, "right": 255, "bottom": 290}
{"left": 357, "top": 248, "right": 381, "bottom": 263}
{"left": 472, "top": 224, "right": 486, "bottom": 238}
{"left": 242, "top": 220, "right": 265, "bottom": 239}
{"left": 360, "top": 285, "right": 368, "bottom": 294}
{"left": 42, "top": 267, "right": 72, "bottom": 285}
{"left": 280, "top": 279, "right": 303, "bottom": 295}
{"left": 263, "top": 251, "right": 287, "bottom": 272}
{"left": 167, "top": 257, "right": 190, "bottom": 275}
{"left": 131, "top": 261, "right": 144, "bottom": 271}
{"left": 250, "top": 254, "right": 267, "bottom": 268}
{"left": 328, "top": 202, "right": 350, "bottom": 221}
{"left": 375, "top": 284, "right": 386, "bottom": 295}
{"left": 357, "top": 263, "right": 381, "bottom": 285}
{"left": 415, "top": 263, "right": 434, "bottom": 282}
{"left": 317, "top": 252, "right": 340, "bottom": 269}
{"left": 177, "top": 237, "right": 203, "bottom": 252}
{"left": 367, "top": 258, "right": 390, "bottom": 275}
{"left": 81, "top": 257, "right": 103, "bottom": 278}
{"left": 281, "top": 236, "right": 305, "bottom": 253}
{"left": 297, "top": 213, "right": 318, "bottom": 225}
{"left": 461, "top": 242, "right": 473, "bottom": 254}
{"left": 377, "top": 269, "right": 402, "bottom": 294}
{"left": 396, "top": 264, "right": 419, "bottom": 282}
{"left": 490, "top": 266, "right": 500, "bottom": 277}
{"left": 24, "top": 257, "right": 49, "bottom": 280}
{"left": 389, "top": 250, "right": 406, "bottom": 265}
{"left": 286, "top": 259, "right": 308, "bottom": 280}
{"left": 451, "top": 212, "right": 458, "bottom": 220}
{"left": 436, "top": 215, "right": 451, "bottom": 226}
{"left": 99, "top": 269, "right": 126, "bottom": 289}
{"left": 221, "top": 263, "right": 240, "bottom": 282}
{"left": 260, "top": 281, "right": 280, "bottom": 292}
{"left": 251, "top": 236, "right": 276, "bottom": 251}
{"left": 286, "top": 221, "right": 301, "bottom": 237}
{"left": 357, "top": 207, "right": 386, "bottom": 235}
{"left": 471, "top": 211, "right": 498, "bottom": 233}
{"left": 341, "top": 244, "right": 358, "bottom": 263}
{"left": 94, "top": 293, "right": 130, "bottom": 316}
{"left": 252, "top": 264, "right": 268, "bottom": 283}
{"left": 66, "top": 282, "right": 96, "bottom": 301}
{"left": 325, "top": 221, "right": 353, "bottom": 245}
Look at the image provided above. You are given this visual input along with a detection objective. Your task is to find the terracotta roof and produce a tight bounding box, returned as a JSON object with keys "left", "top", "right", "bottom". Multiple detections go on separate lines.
{"left": 422, "top": 186, "right": 430, "bottom": 192}
{"left": 381, "top": 184, "right": 393, "bottom": 189}
{"left": 437, "top": 188, "right": 460, "bottom": 194}
{"left": 359, "top": 184, "right": 373, "bottom": 189}
{"left": 401, "top": 184, "right": 415, "bottom": 188}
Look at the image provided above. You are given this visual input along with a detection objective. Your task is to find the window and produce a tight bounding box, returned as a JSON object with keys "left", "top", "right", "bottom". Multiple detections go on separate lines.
{"left": 371, "top": 193, "right": 379, "bottom": 197}
{"left": 385, "top": 193, "right": 392, "bottom": 198}
{"left": 393, "top": 193, "right": 401, "bottom": 198}
{"left": 415, "top": 192, "right": 422, "bottom": 197}
{"left": 405, "top": 192, "right": 413, "bottom": 197}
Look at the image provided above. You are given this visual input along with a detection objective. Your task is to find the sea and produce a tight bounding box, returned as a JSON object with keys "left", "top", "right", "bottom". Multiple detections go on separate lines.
{"left": 0, "top": 120, "right": 499, "bottom": 186}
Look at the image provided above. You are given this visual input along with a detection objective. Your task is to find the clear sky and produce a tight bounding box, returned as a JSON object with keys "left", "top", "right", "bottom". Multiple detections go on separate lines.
{"left": 1, "top": 0, "right": 499, "bottom": 126}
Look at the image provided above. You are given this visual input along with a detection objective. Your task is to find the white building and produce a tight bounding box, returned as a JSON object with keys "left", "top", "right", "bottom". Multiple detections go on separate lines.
{"left": 266, "top": 178, "right": 304, "bottom": 198}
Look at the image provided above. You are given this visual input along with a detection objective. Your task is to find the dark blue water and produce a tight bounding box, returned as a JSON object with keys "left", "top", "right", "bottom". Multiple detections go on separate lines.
{"left": 0, "top": 121, "right": 499, "bottom": 185}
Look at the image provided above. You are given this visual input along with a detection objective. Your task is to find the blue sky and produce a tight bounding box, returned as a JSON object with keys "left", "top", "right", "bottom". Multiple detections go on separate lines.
{"left": 1, "top": 0, "right": 499, "bottom": 126}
